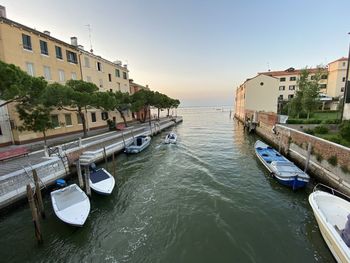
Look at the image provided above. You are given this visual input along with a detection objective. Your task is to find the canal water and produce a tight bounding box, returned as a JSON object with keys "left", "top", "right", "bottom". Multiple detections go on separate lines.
{"left": 0, "top": 107, "right": 335, "bottom": 262}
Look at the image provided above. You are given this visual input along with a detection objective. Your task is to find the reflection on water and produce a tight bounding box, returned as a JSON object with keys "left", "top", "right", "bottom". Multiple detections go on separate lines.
{"left": 0, "top": 107, "right": 335, "bottom": 262}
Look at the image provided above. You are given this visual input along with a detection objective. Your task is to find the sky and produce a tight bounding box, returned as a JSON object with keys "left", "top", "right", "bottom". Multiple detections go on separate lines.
{"left": 1, "top": 0, "right": 350, "bottom": 107}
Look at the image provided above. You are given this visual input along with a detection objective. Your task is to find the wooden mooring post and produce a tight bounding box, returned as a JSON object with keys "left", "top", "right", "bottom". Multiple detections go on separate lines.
{"left": 304, "top": 142, "right": 312, "bottom": 173}
{"left": 76, "top": 160, "right": 84, "bottom": 188}
{"left": 103, "top": 147, "right": 109, "bottom": 171}
{"left": 84, "top": 166, "right": 91, "bottom": 197}
{"left": 112, "top": 152, "right": 116, "bottom": 177}
{"left": 33, "top": 170, "right": 45, "bottom": 219}
{"left": 121, "top": 131, "right": 126, "bottom": 148}
{"left": 26, "top": 184, "right": 43, "bottom": 244}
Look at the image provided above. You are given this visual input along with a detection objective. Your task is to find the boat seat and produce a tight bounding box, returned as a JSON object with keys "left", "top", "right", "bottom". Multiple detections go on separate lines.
{"left": 136, "top": 138, "right": 143, "bottom": 146}
{"left": 276, "top": 154, "right": 281, "bottom": 157}
{"left": 257, "top": 147, "right": 263, "bottom": 150}
{"left": 262, "top": 153, "right": 269, "bottom": 157}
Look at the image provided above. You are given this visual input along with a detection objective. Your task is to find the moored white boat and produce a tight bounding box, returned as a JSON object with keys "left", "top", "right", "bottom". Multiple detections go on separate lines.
{"left": 254, "top": 140, "right": 309, "bottom": 190}
{"left": 51, "top": 184, "right": 90, "bottom": 227}
{"left": 89, "top": 168, "right": 115, "bottom": 195}
{"left": 164, "top": 132, "right": 177, "bottom": 144}
{"left": 309, "top": 186, "right": 350, "bottom": 263}
{"left": 125, "top": 135, "right": 151, "bottom": 154}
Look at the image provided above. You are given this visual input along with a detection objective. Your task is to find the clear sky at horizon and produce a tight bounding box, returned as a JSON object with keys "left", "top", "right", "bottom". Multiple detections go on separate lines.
{"left": 1, "top": 0, "right": 350, "bottom": 107}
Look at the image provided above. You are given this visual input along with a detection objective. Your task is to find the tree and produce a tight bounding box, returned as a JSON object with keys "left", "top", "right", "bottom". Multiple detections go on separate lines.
{"left": 16, "top": 77, "right": 54, "bottom": 145}
{"left": 131, "top": 89, "right": 154, "bottom": 123}
{"left": 152, "top": 92, "right": 169, "bottom": 119}
{"left": 46, "top": 80, "right": 99, "bottom": 137}
{"left": 114, "top": 91, "right": 131, "bottom": 126}
{"left": 0, "top": 61, "right": 38, "bottom": 107}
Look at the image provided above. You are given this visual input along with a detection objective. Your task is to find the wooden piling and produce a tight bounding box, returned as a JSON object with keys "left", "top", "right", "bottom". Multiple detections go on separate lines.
{"left": 304, "top": 142, "right": 312, "bottom": 173}
{"left": 33, "top": 170, "right": 45, "bottom": 219}
{"left": 26, "top": 184, "right": 43, "bottom": 244}
{"left": 112, "top": 151, "right": 116, "bottom": 177}
{"left": 103, "top": 147, "right": 108, "bottom": 170}
{"left": 121, "top": 131, "right": 126, "bottom": 148}
{"left": 76, "top": 160, "right": 84, "bottom": 188}
{"left": 84, "top": 166, "right": 91, "bottom": 197}
{"left": 131, "top": 128, "right": 135, "bottom": 142}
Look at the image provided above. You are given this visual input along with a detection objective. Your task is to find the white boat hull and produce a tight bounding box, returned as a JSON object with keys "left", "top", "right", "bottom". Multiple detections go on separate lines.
{"left": 309, "top": 191, "right": 350, "bottom": 262}
{"left": 89, "top": 168, "right": 115, "bottom": 195}
{"left": 51, "top": 184, "right": 90, "bottom": 227}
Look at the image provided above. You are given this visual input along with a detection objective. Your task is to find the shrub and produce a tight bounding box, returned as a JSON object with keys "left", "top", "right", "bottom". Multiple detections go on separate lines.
{"left": 313, "top": 125, "right": 329, "bottom": 134}
{"left": 327, "top": 155, "right": 338, "bottom": 166}
{"left": 321, "top": 119, "right": 341, "bottom": 124}
{"left": 316, "top": 153, "right": 323, "bottom": 162}
{"left": 341, "top": 165, "right": 350, "bottom": 174}
{"left": 304, "top": 128, "right": 314, "bottom": 135}
{"left": 327, "top": 135, "right": 341, "bottom": 144}
{"left": 340, "top": 120, "right": 350, "bottom": 141}
{"left": 304, "top": 119, "right": 322, "bottom": 124}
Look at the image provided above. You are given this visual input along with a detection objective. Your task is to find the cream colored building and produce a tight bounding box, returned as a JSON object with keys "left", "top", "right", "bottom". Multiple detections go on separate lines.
{"left": 259, "top": 67, "right": 328, "bottom": 101}
{"left": 327, "top": 57, "right": 348, "bottom": 98}
{"left": 0, "top": 8, "right": 133, "bottom": 145}
{"left": 235, "top": 74, "right": 279, "bottom": 121}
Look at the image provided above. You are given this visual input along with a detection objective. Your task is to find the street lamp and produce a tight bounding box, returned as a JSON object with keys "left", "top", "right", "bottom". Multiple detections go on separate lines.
{"left": 340, "top": 32, "right": 350, "bottom": 122}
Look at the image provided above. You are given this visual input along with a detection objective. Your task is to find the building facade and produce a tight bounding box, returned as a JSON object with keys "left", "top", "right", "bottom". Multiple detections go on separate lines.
{"left": 129, "top": 79, "right": 150, "bottom": 121}
{"left": 327, "top": 57, "right": 348, "bottom": 98}
{"left": 235, "top": 74, "right": 279, "bottom": 121}
{"left": 0, "top": 8, "right": 133, "bottom": 145}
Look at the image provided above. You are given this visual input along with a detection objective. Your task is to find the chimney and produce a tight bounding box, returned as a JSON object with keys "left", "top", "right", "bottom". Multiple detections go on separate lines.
{"left": 43, "top": 30, "right": 50, "bottom": 36}
{"left": 0, "top": 5, "right": 7, "bottom": 18}
{"left": 78, "top": 45, "right": 84, "bottom": 50}
{"left": 70, "top": 37, "right": 78, "bottom": 46}
{"left": 123, "top": 64, "right": 128, "bottom": 69}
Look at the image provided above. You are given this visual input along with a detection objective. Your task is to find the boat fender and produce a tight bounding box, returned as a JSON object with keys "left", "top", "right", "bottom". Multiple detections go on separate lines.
{"left": 56, "top": 179, "right": 67, "bottom": 188}
{"left": 90, "top": 163, "right": 97, "bottom": 172}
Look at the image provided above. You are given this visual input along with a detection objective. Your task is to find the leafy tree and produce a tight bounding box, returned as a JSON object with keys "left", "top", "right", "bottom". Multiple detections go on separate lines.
{"left": 131, "top": 89, "right": 154, "bottom": 123}
{"left": 152, "top": 92, "right": 169, "bottom": 119}
{"left": 45, "top": 80, "right": 99, "bottom": 137}
{"left": 0, "top": 61, "right": 38, "bottom": 107}
{"left": 114, "top": 91, "right": 131, "bottom": 126}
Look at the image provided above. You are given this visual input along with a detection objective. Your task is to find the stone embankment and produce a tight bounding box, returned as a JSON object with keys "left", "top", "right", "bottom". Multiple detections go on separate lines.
{"left": 0, "top": 117, "right": 183, "bottom": 210}
{"left": 235, "top": 112, "right": 350, "bottom": 195}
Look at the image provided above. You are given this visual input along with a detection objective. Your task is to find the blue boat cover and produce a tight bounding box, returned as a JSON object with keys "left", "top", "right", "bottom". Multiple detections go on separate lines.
{"left": 256, "top": 147, "right": 285, "bottom": 164}
{"left": 342, "top": 214, "right": 350, "bottom": 247}
{"left": 90, "top": 169, "right": 110, "bottom": 184}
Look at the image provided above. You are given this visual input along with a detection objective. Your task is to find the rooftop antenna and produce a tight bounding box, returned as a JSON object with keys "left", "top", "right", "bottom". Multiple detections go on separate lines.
{"left": 267, "top": 62, "right": 271, "bottom": 72}
{"left": 85, "top": 24, "right": 93, "bottom": 53}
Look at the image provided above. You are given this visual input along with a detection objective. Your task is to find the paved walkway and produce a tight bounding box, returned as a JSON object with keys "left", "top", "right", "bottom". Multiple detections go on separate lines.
{"left": 0, "top": 117, "right": 175, "bottom": 177}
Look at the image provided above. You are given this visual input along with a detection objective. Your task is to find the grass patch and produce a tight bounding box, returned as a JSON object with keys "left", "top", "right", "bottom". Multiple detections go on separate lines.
{"left": 327, "top": 155, "right": 338, "bottom": 166}
{"left": 312, "top": 111, "right": 340, "bottom": 120}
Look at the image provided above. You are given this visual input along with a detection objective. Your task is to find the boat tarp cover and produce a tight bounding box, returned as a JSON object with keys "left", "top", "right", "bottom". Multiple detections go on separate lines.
{"left": 136, "top": 137, "right": 143, "bottom": 146}
{"left": 342, "top": 214, "right": 350, "bottom": 247}
{"left": 272, "top": 162, "right": 300, "bottom": 173}
{"left": 90, "top": 169, "right": 110, "bottom": 184}
{"left": 54, "top": 187, "right": 86, "bottom": 211}
{"left": 256, "top": 147, "right": 285, "bottom": 163}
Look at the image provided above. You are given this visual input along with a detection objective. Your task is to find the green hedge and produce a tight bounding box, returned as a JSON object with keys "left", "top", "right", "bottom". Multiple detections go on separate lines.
{"left": 287, "top": 119, "right": 322, "bottom": 124}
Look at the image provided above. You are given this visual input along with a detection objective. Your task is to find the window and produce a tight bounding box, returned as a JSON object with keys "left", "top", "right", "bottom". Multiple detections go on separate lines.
{"left": 123, "top": 72, "right": 127, "bottom": 79}
{"left": 321, "top": 75, "right": 328, "bottom": 80}
{"left": 91, "top": 112, "right": 96, "bottom": 122}
{"left": 343, "top": 77, "right": 346, "bottom": 82}
{"left": 101, "top": 112, "right": 109, "bottom": 120}
{"left": 341, "top": 87, "right": 345, "bottom": 92}
{"left": 40, "top": 40, "right": 48, "bottom": 55}
{"left": 66, "top": 51, "right": 78, "bottom": 63}
{"left": 288, "top": 94, "right": 294, "bottom": 100}
{"left": 0, "top": 125, "right": 2, "bottom": 135}
{"left": 99, "top": 79, "right": 103, "bottom": 88}
{"left": 84, "top": 57, "right": 90, "bottom": 68}
{"left": 115, "top": 69, "right": 120, "bottom": 77}
{"left": 319, "top": 84, "right": 327, "bottom": 89}
{"left": 51, "top": 115, "right": 60, "bottom": 128}
{"left": 343, "top": 62, "right": 346, "bottom": 67}
{"left": 55, "top": 46, "right": 62, "bottom": 59}
{"left": 290, "top": 76, "right": 296, "bottom": 81}
{"left": 109, "top": 89, "right": 113, "bottom": 92}
{"left": 26, "top": 62, "right": 35, "bottom": 76}
{"left": 279, "top": 86, "right": 285, "bottom": 91}
{"left": 43, "top": 66, "right": 52, "bottom": 80}
{"left": 58, "top": 70, "right": 65, "bottom": 82}
{"left": 22, "top": 34, "right": 32, "bottom": 50}
{"left": 108, "top": 73, "right": 112, "bottom": 82}
{"left": 278, "top": 95, "right": 283, "bottom": 100}
{"left": 76, "top": 113, "right": 82, "bottom": 124}
{"left": 280, "top": 77, "right": 286, "bottom": 82}
{"left": 289, "top": 85, "right": 295, "bottom": 90}
{"left": 65, "top": 114, "right": 72, "bottom": 126}
{"left": 71, "top": 72, "right": 77, "bottom": 80}
{"left": 97, "top": 62, "right": 102, "bottom": 71}
{"left": 117, "top": 82, "right": 121, "bottom": 91}
{"left": 310, "top": 75, "right": 315, "bottom": 80}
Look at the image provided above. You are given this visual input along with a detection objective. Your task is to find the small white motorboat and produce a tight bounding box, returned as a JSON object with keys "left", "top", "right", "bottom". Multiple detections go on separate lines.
{"left": 309, "top": 185, "right": 350, "bottom": 262}
{"left": 125, "top": 135, "right": 151, "bottom": 154}
{"left": 164, "top": 132, "right": 177, "bottom": 144}
{"left": 89, "top": 167, "right": 115, "bottom": 195}
{"left": 51, "top": 184, "right": 90, "bottom": 227}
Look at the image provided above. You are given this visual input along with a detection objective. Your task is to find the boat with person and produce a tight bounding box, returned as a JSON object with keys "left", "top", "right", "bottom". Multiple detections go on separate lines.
{"left": 164, "top": 132, "right": 177, "bottom": 144}
{"left": 254, "top": 140, "right": 309, "bottom": 190}
{"left": 309, "top": 184, "right": 350, "bottom": 263}
{"left": 89, "top": 164, "right": 115, "bottom": 195}
{"left": 51, "top": 184, "right": 90, "bottom": 227}
{"left": 124, "top": 135, "right": 151, "bottom": 154}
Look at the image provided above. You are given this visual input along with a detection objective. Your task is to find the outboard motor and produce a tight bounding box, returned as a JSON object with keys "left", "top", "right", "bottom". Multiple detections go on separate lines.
{"left": 90, "top": 163, "right": 97, "bottom": 172}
